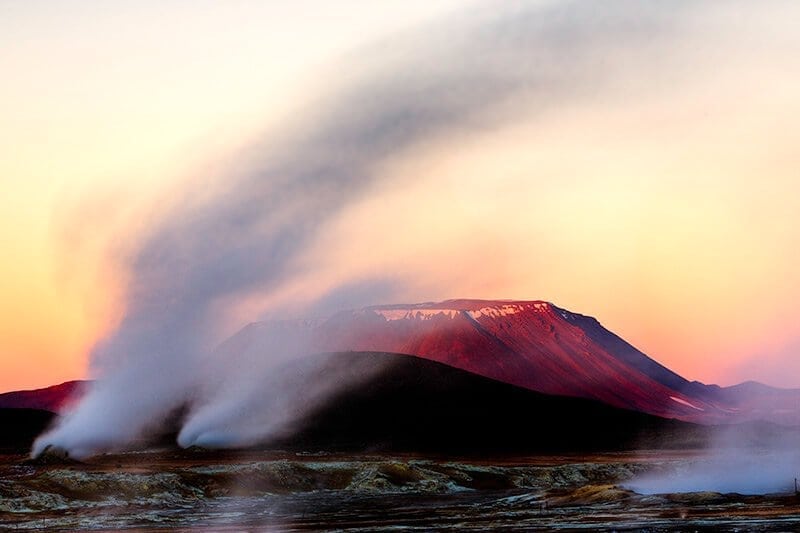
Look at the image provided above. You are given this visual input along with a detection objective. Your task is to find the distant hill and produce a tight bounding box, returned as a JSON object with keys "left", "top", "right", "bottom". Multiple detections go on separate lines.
{"left": 0, "top": 380, "right": 88, "bottom": 413}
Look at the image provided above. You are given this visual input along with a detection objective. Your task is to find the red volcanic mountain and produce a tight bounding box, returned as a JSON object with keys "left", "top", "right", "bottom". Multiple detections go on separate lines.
{"left": 4, "top": 299, "right": 798, "bottom": 434}
{"left": 0, "top": 380, "right": 88, "bottom": 414}
{"left": 246, "top": 298, "right": 796, "bottom": 425}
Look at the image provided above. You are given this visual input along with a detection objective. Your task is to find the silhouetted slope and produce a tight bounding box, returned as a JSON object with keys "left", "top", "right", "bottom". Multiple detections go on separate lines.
{"left": 0, "top": 408, "right": 56, "bottom": 453}
{"left": 274, "top": 352, "right": 709, "bottom": 453}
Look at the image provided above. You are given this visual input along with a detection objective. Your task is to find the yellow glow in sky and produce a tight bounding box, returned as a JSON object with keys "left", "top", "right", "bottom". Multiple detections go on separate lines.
{"left": 0, "top": 0, "right": 469, "bottom": 390}
{"left": 2, "top": 1, "right": 800, "bottom": 391}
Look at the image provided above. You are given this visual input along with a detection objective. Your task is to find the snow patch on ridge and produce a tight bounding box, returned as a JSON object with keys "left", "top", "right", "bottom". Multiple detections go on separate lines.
{"left": 375, "top": 309, "right": 462, "bottom": 321}
{"left": 468, "top": 302, "right": 549, "bottom": 319}
{"left": 669, "top": 396, "right": 705, "bottom": 411}
{"left": 366, "top": 301, "right": 554, "bottom": 321}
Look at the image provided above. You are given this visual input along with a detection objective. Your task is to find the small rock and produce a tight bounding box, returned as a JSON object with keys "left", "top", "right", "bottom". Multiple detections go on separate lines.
{"left": 24, "top": 445, "right": 81, "bottom": 466}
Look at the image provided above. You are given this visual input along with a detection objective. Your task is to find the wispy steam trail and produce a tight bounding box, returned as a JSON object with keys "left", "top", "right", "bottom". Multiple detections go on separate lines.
{"left": 35, "top": 1, "right": 692, "bottom": 457}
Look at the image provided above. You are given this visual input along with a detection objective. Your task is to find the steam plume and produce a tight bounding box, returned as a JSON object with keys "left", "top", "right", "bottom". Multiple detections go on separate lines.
{"left": 35, "top": 1, "right": 697, "bottom": 458}
{"left": 626, "top": 423, "right": 800, "bottom": 495}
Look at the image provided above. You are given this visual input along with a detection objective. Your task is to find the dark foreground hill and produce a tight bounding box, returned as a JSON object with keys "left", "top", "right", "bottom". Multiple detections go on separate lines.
{"left": 4, "top": 352, "right": 712, "bottom": 456}
{"left": 268, "top": 351, "right": 712, "bottom": 454}
{"left": 7, "top": 351, "right": 798, "bottom": 456}
{"left": 0, "top": 408, "right": 56, "bottom": 453}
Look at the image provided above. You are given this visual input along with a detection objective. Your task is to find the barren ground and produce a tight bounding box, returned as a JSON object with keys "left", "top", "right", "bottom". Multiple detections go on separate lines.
{"left": 2, "top": 450, "right": 800, "bottom": 531}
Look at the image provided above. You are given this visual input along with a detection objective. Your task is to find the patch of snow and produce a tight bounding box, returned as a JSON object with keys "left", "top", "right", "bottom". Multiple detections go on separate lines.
{"left": 468, "top": 302, "right": 549, "bottom": 319}
{"left": 366, "top": 301, "right": 555, "bottom": 321}
{"left": 374, "top": 309, "right": 461, "bottom": 321}
{"left": 669, "top": 396, "right": 705, "bottom": 411}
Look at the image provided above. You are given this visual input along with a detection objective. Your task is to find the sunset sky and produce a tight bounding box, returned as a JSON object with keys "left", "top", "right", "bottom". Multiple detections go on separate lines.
{"left": 2, "top": 1, "right": 800, "bottom": 391}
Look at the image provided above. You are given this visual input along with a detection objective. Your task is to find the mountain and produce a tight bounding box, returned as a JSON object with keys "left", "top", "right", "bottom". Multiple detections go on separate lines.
{"left": 0, "top": 380, "right": 88, "bottom": 413}
{"left": 4, "top": 299, "right": 798, "bottom": 455}
{"left": 231, "top": 299, "right": 800, "bottom": 425}
{"left": 0, "top": 381, "right": 87, "bottom": 453}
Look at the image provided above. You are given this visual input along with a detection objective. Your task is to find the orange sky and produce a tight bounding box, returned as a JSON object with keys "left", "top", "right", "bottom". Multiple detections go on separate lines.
{"left": 2, "top": 1, "right": 800, "bottom": 391}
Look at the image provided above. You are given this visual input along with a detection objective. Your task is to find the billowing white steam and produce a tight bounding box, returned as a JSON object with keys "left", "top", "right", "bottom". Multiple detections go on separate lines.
{"left": 626, "top": 424, "right": 800, "bottom": 495}
{"left": 32, "top": 1, "right": 790, "bottom": 459}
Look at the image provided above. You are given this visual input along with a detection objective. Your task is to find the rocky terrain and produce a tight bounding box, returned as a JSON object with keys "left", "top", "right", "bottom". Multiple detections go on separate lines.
{"left": 2, "top": 450, "right": 800, "bottom": 531}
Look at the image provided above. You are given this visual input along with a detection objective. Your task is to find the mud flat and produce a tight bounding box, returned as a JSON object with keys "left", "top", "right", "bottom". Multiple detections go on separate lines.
{"left": 1, "top": 450, "right": 800, "bottom": 531}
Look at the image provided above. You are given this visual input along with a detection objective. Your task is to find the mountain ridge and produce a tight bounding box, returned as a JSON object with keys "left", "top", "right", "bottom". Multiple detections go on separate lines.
{"left": 3, "top": 299, "right": 799, "bottom": 429}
